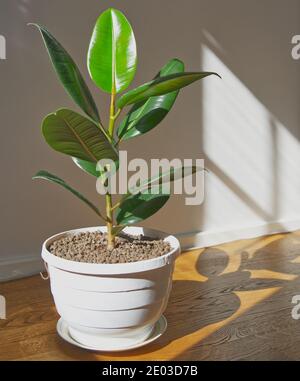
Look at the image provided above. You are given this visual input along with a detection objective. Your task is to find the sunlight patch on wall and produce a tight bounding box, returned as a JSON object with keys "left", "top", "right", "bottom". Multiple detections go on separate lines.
{"left": 201, "top": 44, "right": 300, "bottom": 231}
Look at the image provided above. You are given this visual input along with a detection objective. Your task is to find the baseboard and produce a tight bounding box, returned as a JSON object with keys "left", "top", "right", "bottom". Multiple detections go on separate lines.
{"left": 0, "top": 255, "right": 43, "bottom": 282}
{"left": 1, "top": 219, "right": 300, "bottom": 282}
{"left": 176, "top": 219, "right": 300, "bottom": 251}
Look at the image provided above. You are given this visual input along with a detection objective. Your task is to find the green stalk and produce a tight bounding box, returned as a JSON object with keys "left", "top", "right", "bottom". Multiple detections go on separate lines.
{"left": 105, "top": 192, "right": 114, "bottom": 249}
{"left": 108, "top": 92, "right": 116, "bottom": 138}
{"left": 105, "top": 91, "right": 119, "bottom": 248}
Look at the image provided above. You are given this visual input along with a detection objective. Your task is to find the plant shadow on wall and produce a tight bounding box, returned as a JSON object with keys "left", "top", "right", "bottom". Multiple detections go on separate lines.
{"left": 92, "top": 232, "right": 300, "bottom": 360}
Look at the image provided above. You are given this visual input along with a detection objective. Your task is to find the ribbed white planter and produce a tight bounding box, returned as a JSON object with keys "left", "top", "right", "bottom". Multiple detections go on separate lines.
{"left": 42, "top": 226, "right": 180, "bottom": 350}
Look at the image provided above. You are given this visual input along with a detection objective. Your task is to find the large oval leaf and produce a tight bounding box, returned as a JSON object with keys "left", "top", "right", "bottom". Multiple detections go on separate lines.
{"left": 42, "top": 108, "right": 118, "bottom": 162}
{"left": 117, "top": 71, "right": 220, "bottom": 109}
{"left": 87, "top": 8, "right": 137, "bottom": 94}
{"left": 116, "top": 192, "right": 170, "bottom": 225}
{"left": 117, "top": 58, "right": 184, "bottom": 140}
{"left": 33, "top": 170, "right": 105, "bottom": 221}
{"left": 30, "top": 24, "right": 101, "bottom": 123}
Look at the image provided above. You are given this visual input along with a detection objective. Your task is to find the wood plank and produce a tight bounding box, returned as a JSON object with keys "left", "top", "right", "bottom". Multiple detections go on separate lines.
{"left": 1, "top": 230, "right": 300, "bottom": 360}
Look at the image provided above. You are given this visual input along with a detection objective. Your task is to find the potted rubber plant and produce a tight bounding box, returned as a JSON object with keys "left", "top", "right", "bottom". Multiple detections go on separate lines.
{"left": 31, "top": 8, "right": 219, "bottom": 351}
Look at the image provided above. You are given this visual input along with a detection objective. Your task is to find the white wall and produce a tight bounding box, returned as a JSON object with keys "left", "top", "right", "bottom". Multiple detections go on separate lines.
{"left": 0, "top": 0, "right": 299, "bottom": 280}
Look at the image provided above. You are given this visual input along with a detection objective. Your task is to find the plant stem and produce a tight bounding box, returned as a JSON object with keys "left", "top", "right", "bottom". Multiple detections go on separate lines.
{"left": 105, "top": 192, "right": 114, "bottom": 249}
{"left": 108, "top": 92, "right": 116, "bottom": 138}
{"left": 105, "top": 89, "right": 119, "bottom": 249}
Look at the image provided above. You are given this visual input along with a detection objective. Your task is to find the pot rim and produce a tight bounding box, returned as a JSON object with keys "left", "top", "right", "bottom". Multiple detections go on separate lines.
{"left": 42, "top": 226, "right": 181, "bottom": 275}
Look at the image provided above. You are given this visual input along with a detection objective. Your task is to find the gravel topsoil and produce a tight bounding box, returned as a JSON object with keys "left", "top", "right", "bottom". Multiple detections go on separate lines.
{"left": 49, "top": 231, "right": 172, "bottom": 264}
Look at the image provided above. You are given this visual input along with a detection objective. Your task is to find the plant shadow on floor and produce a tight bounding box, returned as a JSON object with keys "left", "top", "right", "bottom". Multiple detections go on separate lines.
{"left": 174, "top": 278, "right": 300, "bottom": 360}
{"left": 171, "top": 235, "right": 300, "bottom": 360}
{"left": 108, "top": 235, "right": 300, "bottom": 358}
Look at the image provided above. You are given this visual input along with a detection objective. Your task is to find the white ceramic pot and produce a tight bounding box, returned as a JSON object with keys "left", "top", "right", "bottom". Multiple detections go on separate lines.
{"left": 41, "top": 226, "right": 180, "bottom": 349}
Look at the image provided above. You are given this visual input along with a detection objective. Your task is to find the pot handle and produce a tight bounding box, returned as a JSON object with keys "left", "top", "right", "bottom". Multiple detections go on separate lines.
{"left": 40, "top": 261, "right": 49, "bottom": 280}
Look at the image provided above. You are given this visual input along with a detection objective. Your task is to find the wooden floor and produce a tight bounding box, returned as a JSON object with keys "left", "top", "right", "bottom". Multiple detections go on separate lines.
{"left": 1, "top": 230, "right": 300, "bottom": 360}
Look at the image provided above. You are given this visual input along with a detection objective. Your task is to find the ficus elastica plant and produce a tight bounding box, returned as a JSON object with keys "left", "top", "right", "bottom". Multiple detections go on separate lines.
{"left": 30, "top": 8, "right": 220, "bottom": 249}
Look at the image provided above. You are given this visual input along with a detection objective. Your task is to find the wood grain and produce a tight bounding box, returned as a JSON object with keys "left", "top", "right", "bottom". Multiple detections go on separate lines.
{"left": 1, "top": 230, "right": 300, "bottom": 360}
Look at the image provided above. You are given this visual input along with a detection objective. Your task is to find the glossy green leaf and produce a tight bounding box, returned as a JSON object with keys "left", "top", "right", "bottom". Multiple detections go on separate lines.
{"left": 117, "top": 71, "right": 220, "bottom": 109}
{"left": 72, "top": 157, "right": 100, "bottom": 177}
{"left": 128, "top": 165, "right": 204, "bottom": 195}
{"left": 42, "top": 108, "right": 118, "bottom": 163}
{"left": 87, "top": 8, "right": 137, "bottom": 93}
{"left": 30, "top": 24, "right": 100, "bottom": 123}
{"left": 32, "top": 170, "right": 105, "bottom": 220}
{"left": 116, "top": 166, "right": 204, "bottom": 224}
{"left": 116, "top": 191, "right": 170, "bottom": 225}
{"left": 117, "top": 59, "right": 184, "bottom": 140}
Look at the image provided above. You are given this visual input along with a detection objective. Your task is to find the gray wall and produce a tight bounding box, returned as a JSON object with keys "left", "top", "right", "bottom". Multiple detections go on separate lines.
{"left": 0, "top": 0, "right": 299, "bottom": 265}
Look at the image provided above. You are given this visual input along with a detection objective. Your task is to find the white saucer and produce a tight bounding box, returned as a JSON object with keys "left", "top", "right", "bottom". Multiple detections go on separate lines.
{"left": 56, "top": 316, "right": 167, "bottom": 352}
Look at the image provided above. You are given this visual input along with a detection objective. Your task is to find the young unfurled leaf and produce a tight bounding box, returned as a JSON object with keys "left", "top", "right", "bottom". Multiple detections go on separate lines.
{"left": 87, "top": 8, "right": 137, "bottom": 94}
